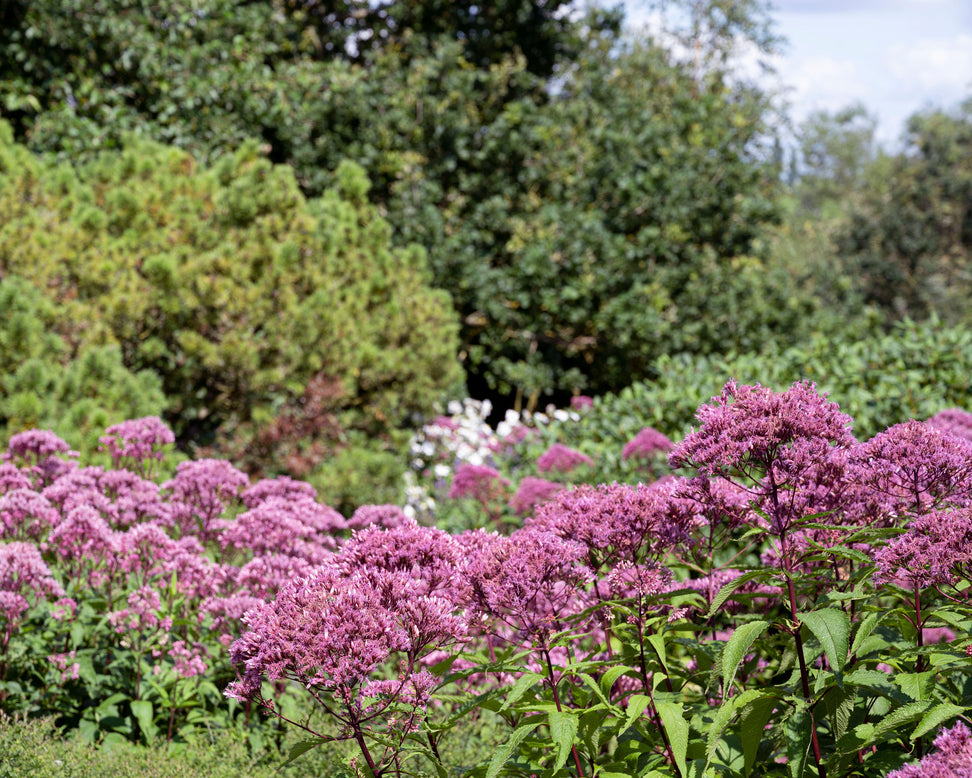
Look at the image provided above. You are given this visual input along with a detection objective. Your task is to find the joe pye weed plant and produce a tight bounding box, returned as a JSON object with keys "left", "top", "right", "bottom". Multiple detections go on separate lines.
{"left": 226, "top": 381, "right": 972, "bottom": 776}
{"left": 2, "top": 389, "right": 971, "bottom": 775}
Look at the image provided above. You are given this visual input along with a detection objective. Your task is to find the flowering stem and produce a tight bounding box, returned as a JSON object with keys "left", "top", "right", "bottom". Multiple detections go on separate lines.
{"left": 785, "top": 572, "right": 827, "bottom": 778}
{"left": 543, "top": 648, "right": 585, "bottom": 778}
{"left": 914, "top": 582, "right": 925, "bottom": 759}
{"left": 349, "top": 712, "right": 381, "bottom": 778}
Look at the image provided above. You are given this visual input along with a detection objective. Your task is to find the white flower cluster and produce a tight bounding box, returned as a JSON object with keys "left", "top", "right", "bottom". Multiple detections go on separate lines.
{"left": 403, "top": 399, "right": 500, "bottom": 520}
{"left": 401, "top": 398, "right": 585, "bottom": 520}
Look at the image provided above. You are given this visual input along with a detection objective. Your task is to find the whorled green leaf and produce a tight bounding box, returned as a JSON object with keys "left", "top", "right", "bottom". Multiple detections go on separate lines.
{"left": 800, "top": 608, "right": 850, "bottom": 687}
{"left": 911, "top": 703, "right": 967, "bottom": 740}
{"left": 548, "top": 709, "right": 579, "bottom": 772}
{"left": 486, "top": 721, "right": 540, "bottom": 778}
{"left": 721, "top": 620, "right": 770, "bottom": 698}
{"left": 655, "top": 701, "right": 689, "bottom": 778}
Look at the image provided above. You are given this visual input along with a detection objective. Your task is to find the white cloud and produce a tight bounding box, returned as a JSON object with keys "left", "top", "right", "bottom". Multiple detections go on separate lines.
{"left": 886, "top": 34, "right": 972, "bottom": 92}
{"left": 781, "top": 55, "right": 868, "bottom": 113}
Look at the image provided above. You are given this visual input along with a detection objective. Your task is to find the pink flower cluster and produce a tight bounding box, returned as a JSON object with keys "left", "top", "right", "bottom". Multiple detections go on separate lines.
{"left": 99, "top": 417, "right": 175, "bottom": 477}
{"left": 621, "top": 427, "right": 674, "bottom": 461}
{"left": 448, "top": 463, "right": 509, "bottom": 506}
{"left": 536, "top": 443, "right": 594, "bottom": 474}
{"left": 887, "top": 722, "right": 972, "bottom": 777}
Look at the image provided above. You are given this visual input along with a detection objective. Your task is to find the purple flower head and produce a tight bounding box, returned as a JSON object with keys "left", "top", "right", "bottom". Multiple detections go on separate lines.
{"left": 115, "top": 522, "right": 181, "bottom": 584}
{"left": 673, "top": 475, "right": 753, "bottom": 533}
{"left": 99, "top": 417, "right": 175, "bottom": 477}
{"left": 233, "top": 553, "right": 321, "bottom": 600}
{"left": 96, "top": 469, "right": 170, "bottom": 528}
{"left": 159, "top": 536, "right": 229, "bottom": 601}
{"left": 536, "top": 443, "right": 594, "bottom": 474}
{"left": 0, "top": 541, "right": 64, "bottom": 633}
{"left": 347, "top": 503, "right": 409, "bottom": 530}
{"left": 0, "top": 464, "right": 32, "bottom": 494}
{"left": 622, "top": 427, "right": 674, "bottom": 462}
{"left": 887, "top": 721, "right": 972, "bottom": 777}
{"left": 604, "top": 561, "right": 673, "bottom": 600}
{"left": 926, "top": 407, "right": 972, "bottom": 445}
{"left": 3, "top": 430, "right": 78, "bottom": 486}
{"left": 217, "top": 496, "right": 343, "bottom": 563}
{"left": 851, "top": 421, "right": 972, "bottom": 519}
{"left": 448, "top": 464, "right": 509, "bottom": 506}
{"left": 527, "top": 481, "right": 694, "bottom": 571}
{"left": 460, "top": 528, "right": 592, "bottom": 644}
{"left": 108, "top": 585, "right": 164, "bottom": 634}
{"left": 44, "top": 505, "right": 117, "bottom": 567}
{"left": 509, "top": 477, "right": 565, "bottom": 516}
{"left": 570, "top": 395, "right": 594, "bottom": 411}
{"left": 163, "top": 459, "right": 249, "bottom": 542}
{"left": 0, "top": 489, "right": 60, "bottom": 541}
{"left": 226, "top": 566, "right": 463, "bottom": 705}
{"left": 670, "top": 380, "right": 855, "bottom": 478}
{"left": 340, "top": 519, "right": 464, "bottom": 598}
{"left": 167, "top": 640, "right": 209, "bottom": 679}
{"left": 873, "top": 507, "right": 972, "bottom": 589}
{"left": 241, "top": 475, "right": 317, "bottom": 509}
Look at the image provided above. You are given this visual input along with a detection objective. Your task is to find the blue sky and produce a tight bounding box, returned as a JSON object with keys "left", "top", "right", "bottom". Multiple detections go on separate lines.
{"left": 624, "top": 0, "right": 972, "bottom": 148}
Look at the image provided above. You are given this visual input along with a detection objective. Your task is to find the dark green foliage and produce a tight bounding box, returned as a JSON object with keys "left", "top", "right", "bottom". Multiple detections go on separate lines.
{"left": 0, "top": 0, "right": 817, "bottom": 408}
{"left": 576, "top": 317, "right": 972, "bottom": 447}
{"left": 835, "top": 98, "right": 972, "bottom": 324}
{"left": 0, "top": 126, "right": 462, "bottom": 499}
{"left": 280, "top": 0, "right": 579, "bottom": 76}
{"left": 789, "top": 103, "right": 878, "bottom": 217}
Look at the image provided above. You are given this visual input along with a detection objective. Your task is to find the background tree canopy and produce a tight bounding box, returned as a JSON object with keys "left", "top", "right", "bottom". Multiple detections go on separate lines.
{"left": 0, "top": 0, "right": 969, "bottom": 500}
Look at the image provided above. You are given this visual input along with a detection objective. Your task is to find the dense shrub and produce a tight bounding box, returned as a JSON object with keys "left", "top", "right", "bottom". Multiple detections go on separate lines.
{"left": 577, "top": 317, "right": 972, "bottom": 450}
{"left": 0, "top": 276, "right": 166, "bottom": 455}
{"left": 0, "top": 124, "right": 463, "bottom": 505}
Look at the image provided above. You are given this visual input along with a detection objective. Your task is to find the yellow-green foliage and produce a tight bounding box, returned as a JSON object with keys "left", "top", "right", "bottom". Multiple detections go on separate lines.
{"left": 0, "top": 125, "right": 462, "bottom": 487}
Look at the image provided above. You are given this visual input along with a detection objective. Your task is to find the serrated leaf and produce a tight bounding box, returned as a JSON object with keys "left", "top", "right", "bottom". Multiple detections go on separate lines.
{"left": 705, "top": 571, "right": 771, "bottom": 617}
{"left": 722, "top": 620, "right": 769, "bottom": 697}
{"left": 499, "top": 671, "right": 543, "bottom": 712}
{"left": 870, "top": 701, "right": 936, "bottom": 743}
{"left": 283, "top": 737, "right": 329, "bottom": 766}
{"left": 785, "top": 707, "right": 811, "bottom": 778}
{"left": 895, "top": 671, "right": 937, "bottom": 702}
{"left": 738, "top": 693, "right": 778, "bottom": 776}
{"left": 911, "top": 703, "right": 966, "bottom": 740}
{"left": 486, "top": 721, "right": 540, "bottom": 778}
{"left": 549, "top": 709, "right": 579, "bottom": 772}
{"left": 622, "top": 694, "right": 652, "bottom": 734}
{"left": 800, "top": 609, "right": 850, "bottom": 687}
{"left": 705, "top": 688, "right": 763, "bottom": 771}
{"left": 850, "top": 611, "right": 881, "bottom": 656}
{"left": 656, "top": 701, "right": 689, "bottom": 777}
{"left": 843, "top": 669, "right": 910, "bottom": 703}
